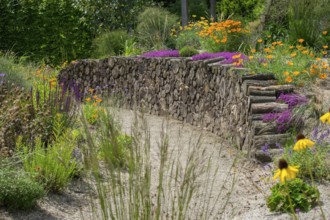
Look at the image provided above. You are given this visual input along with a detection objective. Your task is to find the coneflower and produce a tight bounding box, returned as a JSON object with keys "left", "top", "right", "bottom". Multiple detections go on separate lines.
{"left": 273, "top": 159, "right": 299, "bottom": 183}
{"left": 293, "top": 134, "right": 315, "bottom": 151}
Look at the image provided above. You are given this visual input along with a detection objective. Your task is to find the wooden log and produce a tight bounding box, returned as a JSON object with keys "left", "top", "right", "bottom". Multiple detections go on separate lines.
{"left": 242, "top": 73, "right": 276, "bottom": 81}
{"left": 203, "top": 57, "right": 224, "bottom": 65}
{"left": 254, "top": 133, "right": 290, "bottom": 149}
{"left": 249, "top": 96, "right": 276, "bottom": 104}
{"left": 248, "top": 85, "right": 295, "bottom": 93}
{"left": 253, "top": 121, "right": 278, "bottom": 135}
{"left": 249, "top": 114, "right": 265, "bottom": 121}
{"left": 242, "top": 80, "right": 277, "bottom": 95}
{"left": 251, "top": 102, "right": 288, "bottom": 114}
{"left": 248, "top": 89, "right": 275, "bottom": 96}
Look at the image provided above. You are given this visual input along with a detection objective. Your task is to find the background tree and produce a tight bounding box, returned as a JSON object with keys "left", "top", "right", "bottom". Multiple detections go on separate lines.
{"left": 181, "top": 0, "right": 188, "bottom": 26}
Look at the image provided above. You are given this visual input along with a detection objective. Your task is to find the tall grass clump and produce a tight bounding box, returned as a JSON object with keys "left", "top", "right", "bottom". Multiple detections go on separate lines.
{"left": 288, "top": 0, "right": 330, "bottom": 47}
{"left": 81, "top": 106, "right": 238, "bottom": 219}
{"left": 137, "top": 7, "right": 178, "bottom": 50}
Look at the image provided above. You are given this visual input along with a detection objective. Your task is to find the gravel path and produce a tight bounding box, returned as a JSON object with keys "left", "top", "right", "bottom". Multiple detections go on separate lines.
{"left": 1, "top": 109, "right": 329, "bottom": 220}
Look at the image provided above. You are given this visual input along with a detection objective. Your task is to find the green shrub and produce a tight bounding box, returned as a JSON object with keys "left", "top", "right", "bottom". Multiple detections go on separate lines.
{"left": 0, "top": 169, "right": 45, "bottom": 210}
{"left": 216, "top": 0, "right": 265, "bottom": 21}
{"left": 267, "top": 178, "right": 319, "bottom": 213}
{"left": 124, "top": 37, "right": 142, "bottom": 56}
{"left": 93, "top": 30, "right": 129, "bottom": 58}
{"left": 179, "top": 46, "right": 199, "bottom": 57}
{"left": 137, "top": 7, "right": 178, "bottom": 50}
{"left": 17, "top": 130, "right": 79, "bottom": 192}
{"left": 176, "top": 30, "right": 201, "bottom": 50}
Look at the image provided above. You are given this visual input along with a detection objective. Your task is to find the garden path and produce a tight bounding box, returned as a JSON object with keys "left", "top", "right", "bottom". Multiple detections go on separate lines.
{"left": 0, "top": 109, "right": 329, "bottom": 220}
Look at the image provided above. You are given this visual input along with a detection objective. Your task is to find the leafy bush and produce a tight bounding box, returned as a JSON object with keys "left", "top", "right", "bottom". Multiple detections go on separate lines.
{"left": 246, "top": 42, "right": 326, "bottom": 85}
{"left": 179, "top": 46, "right": 199, "bottom": 57}
{"left": 137, "top": 7, "right": 178, "bottom": 50}
{"left": 199, "top": 19, "right": 250, "bottom": 52}
{"left": 93, "top": 30, "right": 130, "bottom": 58}
{"left": 216, "top": 0, "right": 265, "bottom": 21}
{"left": 0, "top": 169, "right": 45, "bottom": 210}
{"left": 175, "top": 29, "right": 202, "bottom": 50}
{"left": 17, "top": 130, "right": 79, "bottom": 192}
{"left": 267, "top": 178, "right": 319, "bottom": 213}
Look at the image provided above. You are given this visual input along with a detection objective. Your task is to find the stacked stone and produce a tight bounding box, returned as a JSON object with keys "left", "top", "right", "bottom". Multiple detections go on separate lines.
{"left": 58, "top": 57, "right": 295, "bottom": 163}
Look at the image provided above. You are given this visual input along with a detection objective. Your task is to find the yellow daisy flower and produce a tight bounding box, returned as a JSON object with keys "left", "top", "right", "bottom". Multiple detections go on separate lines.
{"left": 273, "top": 159, "right": 299, "bottom": 183}
{"left": 293, "top": 134, "right": 315, "bottom": 151}
{"left": 320, "top": 108, "right": 330, "bottom": 124}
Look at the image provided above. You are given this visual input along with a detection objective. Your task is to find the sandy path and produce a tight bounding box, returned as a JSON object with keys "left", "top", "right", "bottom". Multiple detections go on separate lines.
{"left": 1, "top": 109, "right": 329, "bottom": 220}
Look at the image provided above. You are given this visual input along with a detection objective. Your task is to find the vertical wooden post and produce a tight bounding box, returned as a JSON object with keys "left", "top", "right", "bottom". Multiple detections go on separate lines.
{"left": 181, "top": 0, "right": 188, "bottom": 27}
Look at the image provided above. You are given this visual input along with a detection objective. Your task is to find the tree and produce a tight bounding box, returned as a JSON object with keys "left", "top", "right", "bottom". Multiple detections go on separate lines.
{"left": 181, "top": 0, "right": 188, "bottom": 26}
{"left": 210, "top": 0, "right": 216, "bottom": 20}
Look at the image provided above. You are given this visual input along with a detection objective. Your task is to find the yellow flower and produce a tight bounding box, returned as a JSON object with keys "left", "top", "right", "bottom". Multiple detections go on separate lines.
{"left": 316, "top": 57, "right": 321, "bottom": 61}
{"left": 302, "top": 50, "right": 309, "bottom": 54}
{"left": 293, "top": 71, "right": 300, "bottom": 76}
{"left": 86, "top": 97, "right": 91, "bottom": 102}
{"left": 298, "top": 39, "right": 304, "bottom": 43}
{"left": 249, "top": 56, "right": 254, "bottom": 60}
{"left": 320, "top": 73, "right": 327, "bottom": 79}
{"left": 323, "top": 31, "right": 328, "bottom": 35}
{"left": 266, "top": 55, "right": 273, "bottom": 59}
{"left": 251, "top": 49, "right": 256, "bottom": 53}
{"left": 93, "top": 95, "right": 97, "bottom": 99}
{"left": 264, "top": 48, "right": 272, "bottom": 53}
{"left": 192, "top": 15, "right": 197, "bottom": 18}
{"left": 322, "top": 51, "right": 328, "bottom": 55}
{"left": 323, "top": 45, "right": 328, "bottom": 49}
{"left": 283, "top": 71, "right": 290, "bottom": 76}
{"left": 96, "top": 98, "right": 103, "bottom": 103}
{"left": 287, "top": 61, "right": 294, "bottom": 66}
{"left": 293, "top": 134, "right": 315, "bottom": 151}
{"left": 273, "top": 159, "right": 299, "bottom": 183}
{"left": 257, "top": 39, "right": 263, "bottom": 43}
{"left": 290, "top": 52, "right": 297, "bottom": 57}
{"left": 289, "top": 46, "right": 294, "bottom": 49}
{"left": 320, "top": 109, "right": 330, "bottom": 124}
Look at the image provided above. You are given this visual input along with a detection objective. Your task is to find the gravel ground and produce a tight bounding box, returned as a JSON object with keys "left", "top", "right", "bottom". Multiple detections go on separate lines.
{"left": 0, "top": 109, "right": 329, "bottom": 220}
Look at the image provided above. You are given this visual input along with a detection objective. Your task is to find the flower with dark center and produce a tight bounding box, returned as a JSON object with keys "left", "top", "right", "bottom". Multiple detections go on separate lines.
{"left": 273, "top": 159, "right": 299, "bottom": 183}
{"left": 320, "top": 107, "right": 330, "bottom": 124}
{"left": 293, "top": 134, "right": 315, "bottom": 151}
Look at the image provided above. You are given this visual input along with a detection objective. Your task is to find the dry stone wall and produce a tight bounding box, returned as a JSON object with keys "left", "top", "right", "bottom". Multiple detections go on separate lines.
{"left": 58, "top": 57, "right": 295, "bottom": 162}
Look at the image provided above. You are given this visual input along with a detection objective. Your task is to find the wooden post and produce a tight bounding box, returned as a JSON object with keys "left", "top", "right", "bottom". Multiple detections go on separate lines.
{"left": 181, "top": 0, "right": 188, "bottom": 27}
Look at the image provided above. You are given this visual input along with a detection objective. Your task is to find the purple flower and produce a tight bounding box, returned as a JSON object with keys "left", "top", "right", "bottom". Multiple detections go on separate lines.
{"left": 262, "top": 113, "right": 278, "bottom": 122}
{"left": 141, "top": 50, "right": 179, "bottom": 57}
{"left": 262, "top": 143, "right": 270, "bottom": 154}
{"left": 0, "top": 73, "right": 5, "bottom": 77}
{"left": 277, "top": 93, "right": 308, "bottom": 108}
{"left": 276, "top": 109, "right": 292, "bottom": 124}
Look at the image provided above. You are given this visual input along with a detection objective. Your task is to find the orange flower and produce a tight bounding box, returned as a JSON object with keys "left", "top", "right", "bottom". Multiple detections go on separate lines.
{"left": 93, "top": 95, "right": 97, "bottom": 99}
{"left": 285, "top": 76, "right": 293, "bottom": 83}
{"left": 302, "top": 50, "right": 309, "bottom": 54}
{"left": 293, "top": 71, "right": 300, "bottom": 76}
{"left": 310, "top": 53, "right": 314, "bottom": 57}
{"left": 221, "top": 37, "right": 227, "bottom": 43}
{"left": 298, "top": 39, "right": 304, "bottom": 43}
{"left": 86, "top": 97, "right": 91, "bottom": 102}
{"left": 323, "top": 45, "right": 328, "bottom": 49}
{"left": 287, "top": 61, "right": 294, "bottom": 66}
{"left": 266, "top": 55, "right": 273, "bottom": 59}
{"left": 320, "top": 73, "right": 327, "bottom": 79}
{"left": 322, "top": 51, "right": 328, "bottom": 55}
{"left": 96, "top": 98, "right": 103, "bottom": 103}
{"left": 316, "top": 57, "right": 321, "bottom": 61}
{"left": 264, "top": 48, "right": 272, "bottom": 53}
{"left": 93, "top": 103, "right": 97, "bottom": 107}
{"left": 289, "top": 46, "right": 294, "bottom": 49}
{"left": 257, "top": 39, "right": 263, "bottom": 43}
{"left": 290, "top": 52, "right": 297, "bottom": 57}
{"left": 323, "top": 31, "right": 328, "bottom": 35}
{"left": 283, "top": 71, "right": 290, "bottom": 76}
{"left": 251, "top": 49, "right": 256, "bottom": 53}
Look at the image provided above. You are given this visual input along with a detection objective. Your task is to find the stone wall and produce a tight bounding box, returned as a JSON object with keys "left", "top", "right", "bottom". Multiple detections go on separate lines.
{"left": 58, "top": 56, "right": 295, "bottom": 161}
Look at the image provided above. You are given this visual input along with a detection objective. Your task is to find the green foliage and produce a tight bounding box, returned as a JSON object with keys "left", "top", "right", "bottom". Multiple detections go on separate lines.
{"left": 17, "top": 130, "right": 79, "bottom": 192}
{"left": 167, "top": 0, "right": 208, "bottom": 19}
{"left": 93, "top": 30, "right": 130, "bottom": 58}
{"left": 217, "top": 0, "right": 265, "bottom": 21}
{"left": 137, "top": 7, "right": 178, "bottom": 50}
{"left": 175, "top": 30, "right": 201, "bottom": 50}
{"left": 0, "top": 0, "right": 93, "bottom": 65}
{"left": 124, "top": 38, "right": 142, "bottom": 56}
{"left": 179, "top": 46, "right": 199, "bottom": 57}
{"left": 83, "top": 95, "right": 104, "bottom": 125}
{"left": 282, "top": 140, "right": 330, "bottom": 181}
{"left": 288, "top": 0, "right": 330, "bottom": 48}
{"left": 246, "top": 42, "right": 323, "bottom": 85}
{"left": 267, "top": 178, "right": 319, "bottom": 213}
{"left": 0, "top": 168, "right": 45, "bottom": 210}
